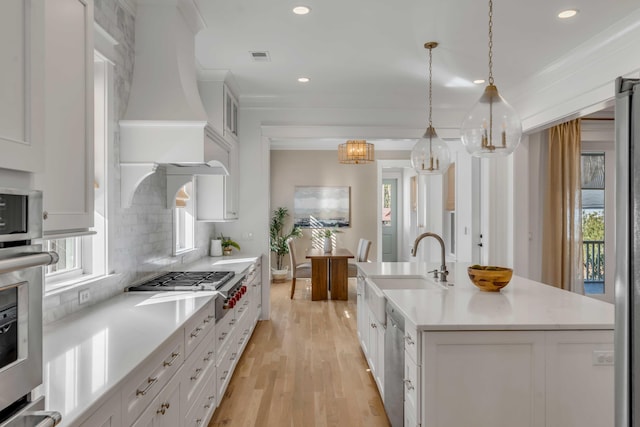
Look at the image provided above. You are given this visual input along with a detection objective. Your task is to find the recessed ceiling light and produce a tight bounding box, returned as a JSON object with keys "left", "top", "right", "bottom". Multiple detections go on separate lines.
{"left": 558, "top": 9, "right": 578, "bottom": 19}
{"left": 298, "top": 77, "right": 310, "bottom": 83}
{"left": 473, "top": 79, "right": 486, "bottom": 84}
{"left": 293, "top": 6, "right": 311, "bottom": 15}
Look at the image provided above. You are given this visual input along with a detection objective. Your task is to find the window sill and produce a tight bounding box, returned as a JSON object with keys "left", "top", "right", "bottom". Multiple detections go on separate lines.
{"left": 174, "top": 247, "right": 198, "bottom": 257}
{"left": 45, "top": 273, "right": 112, "bottom": 297}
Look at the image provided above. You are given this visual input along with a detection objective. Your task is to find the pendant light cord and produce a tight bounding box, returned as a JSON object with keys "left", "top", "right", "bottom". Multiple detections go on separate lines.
{"left": 488, "top": 0, "right": 494, "bottom": 85}
{"left": 428, "top": 46, "right": 433, "bottom": 128}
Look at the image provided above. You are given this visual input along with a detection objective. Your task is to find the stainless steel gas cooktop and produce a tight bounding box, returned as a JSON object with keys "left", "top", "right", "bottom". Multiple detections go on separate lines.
{"left": 127, "top": 271, "right": 235, "bottom": 292}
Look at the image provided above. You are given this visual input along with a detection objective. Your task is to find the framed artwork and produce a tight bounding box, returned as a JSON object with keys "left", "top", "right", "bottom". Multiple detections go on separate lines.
{"left": 293, "top": 186, "right": 350, "bottom": 228}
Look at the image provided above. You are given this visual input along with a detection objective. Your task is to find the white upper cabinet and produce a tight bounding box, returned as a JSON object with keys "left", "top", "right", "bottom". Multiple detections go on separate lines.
{"left": 224, "top": 85, "right": 239, "bottom": 141}
{"left": 35, "top": 0, "right": 94, "bottom": 233}
{"left": 0, "top": 0, "right": 45, "bottom": 172}
{"left": 198, "top": 80, "right": 239, "bottom": 144}
{"left": 196, "top": 131, "right": 238, "bottom": 221}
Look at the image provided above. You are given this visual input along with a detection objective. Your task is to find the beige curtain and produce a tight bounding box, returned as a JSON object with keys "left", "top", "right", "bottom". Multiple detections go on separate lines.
{"left": 541, "top": 119, "right": 583, "bottom": 293}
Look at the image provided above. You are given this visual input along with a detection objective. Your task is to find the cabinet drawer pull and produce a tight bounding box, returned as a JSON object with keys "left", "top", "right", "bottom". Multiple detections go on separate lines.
{"left": 230, "top": 352, "right": 237, "bottom": 360}
{"left": 220, "top": 370, "right": 229, "bottom": 381}
{"left": 229, "top": 319, "right": 236, "bottom": 325}
{"left": 403, "top": 379, "right": 415, "bottom": 391}
{"left": 203, "top": 317, "right": 211, "bottom": 324}
{"left": 371, "top": 323, "right": 377, "bottom": 329}
{"left": 196, "top": 419, "right": 202, "bottom": 425}
{"left": 218, "top": 332, "right": 228, "bottom": 341}
{"left": 190, "top": 368, "right": 203, "bottom": 381}
{"left": 163, "top": 351, "right": 180, "bottom": 367}
{"left": 203, "top": 351, "right": 214, "bottom": 362}
{"left": 136, "top": 376, "right": 158, "bottom": 396}
{"left": 404, "top": 335, "right": 415, "bottom": 345}
{"left": 190, "top": 327, "right": 203, "bottom": 338}
{"left": 156, "top": 402, "right": 170, "bottom": 415}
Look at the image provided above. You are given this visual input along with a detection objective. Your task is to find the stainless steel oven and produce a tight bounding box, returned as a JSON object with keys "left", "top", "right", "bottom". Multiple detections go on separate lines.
{"left": 0, "top": 189, "right": 59, "bottom": 426}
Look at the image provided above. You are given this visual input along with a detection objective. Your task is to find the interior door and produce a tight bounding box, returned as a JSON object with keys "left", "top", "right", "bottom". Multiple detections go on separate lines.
{"left": 382, "top": 179, "right": 397, "bottom": 261}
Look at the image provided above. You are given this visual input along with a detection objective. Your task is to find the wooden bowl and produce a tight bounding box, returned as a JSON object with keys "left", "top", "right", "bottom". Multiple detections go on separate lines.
{"left": 467, "top": 265, "right": 513, "bottom": 292}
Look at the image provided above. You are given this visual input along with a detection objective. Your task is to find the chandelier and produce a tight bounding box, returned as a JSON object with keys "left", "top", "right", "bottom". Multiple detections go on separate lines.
{"left": 461, "top": 0, "right": 522, "bottom": 157}
{"left": 338, "top": 140, "right": 374, "bottom": 164}
{"left": 411, "top": 42, "right": 451, "bottom": 175}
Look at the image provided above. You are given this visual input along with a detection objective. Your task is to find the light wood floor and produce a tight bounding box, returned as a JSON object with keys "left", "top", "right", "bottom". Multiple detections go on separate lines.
{"left": 208, "top": 278, "right": 390, "bottom": 427}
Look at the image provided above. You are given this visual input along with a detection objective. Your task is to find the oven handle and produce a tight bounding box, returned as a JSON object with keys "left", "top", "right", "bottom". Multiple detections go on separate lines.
{"left": 0, "top": 251, "right": 59, "bottom": 274}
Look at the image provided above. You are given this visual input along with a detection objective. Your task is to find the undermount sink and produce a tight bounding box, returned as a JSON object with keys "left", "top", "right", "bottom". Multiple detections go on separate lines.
{"left": 371, "top": 276, "right": 445, "bottom": 290}
{"left": 364, "top": 277, "right": 446, "bottom": 326}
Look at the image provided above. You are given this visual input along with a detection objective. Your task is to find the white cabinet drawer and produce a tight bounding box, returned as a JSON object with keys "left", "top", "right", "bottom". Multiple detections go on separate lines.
{"left": 215, "top": 309, "right": 235, "bottom": 361}
{"left": 184, "top": 301, "right": 215, "bottom": 358}
{"left": 131, "top": 378, "right": 181, "bottom": 427}
{"left": 182, "top": 330, "right": 216, "bottom": 411}
{"left": 78, "top": 392, "right": 121, "bottom": 427}
{"left": 184, "top": 366, "right": 217, "bottom": 427}
{"left": 404, "top": 400, "right": 418, "bottom": 427}
{"left": 404, "top": 321, "right": 419, "bottom": 364}
{"left": 216, "top": 343, "right": 234, "bottom": 402}
{"left": 122, "top": 333, "right": 183, "bottom": 426}
{"left": 404, "top": 356, "right": 419, "bottom": 417}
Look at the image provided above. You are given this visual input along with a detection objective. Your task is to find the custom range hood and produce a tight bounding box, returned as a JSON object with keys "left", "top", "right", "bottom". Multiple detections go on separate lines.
{"left": 119, "top": 0, "right": 228, "bottom": 208}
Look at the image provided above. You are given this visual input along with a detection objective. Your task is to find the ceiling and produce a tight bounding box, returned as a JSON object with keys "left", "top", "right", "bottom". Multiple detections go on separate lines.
{"left": 193, "top": 0, "right": 639, "bottom": 147}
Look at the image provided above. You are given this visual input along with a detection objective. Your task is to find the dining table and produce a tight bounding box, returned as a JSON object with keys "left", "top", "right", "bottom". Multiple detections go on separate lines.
{"left": 305, "top": 248, "right": 354, "bottom": 301}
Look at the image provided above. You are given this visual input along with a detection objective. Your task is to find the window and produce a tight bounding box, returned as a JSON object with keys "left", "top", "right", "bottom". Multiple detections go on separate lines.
{"left": 45, "top": 237, "right": 82, "bottom": 279}
{"left": 44, "top": 53, "right": 110, "bottom": 291}
{"left": 581, "top": 152, "right": 605, "bottom": 295}
{"left": 174, "top": 182, "right": 195, "bottom": 254}
{"left": 382, "top": 183, "right": 392, "bottom": 226}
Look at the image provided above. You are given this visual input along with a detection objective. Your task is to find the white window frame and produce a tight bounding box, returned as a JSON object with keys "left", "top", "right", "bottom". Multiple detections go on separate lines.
{"left": 44, "top": 51, "right": 112, "bottom": 292}
{"left": 174, "top": 181, "right": 195, "bottom": 255}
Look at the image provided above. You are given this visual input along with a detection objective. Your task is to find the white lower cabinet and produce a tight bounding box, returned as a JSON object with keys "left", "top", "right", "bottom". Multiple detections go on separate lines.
{"left": 122, "top": 334, "right": 184, "bottom": 426}
{"left": 78, "top": 392, "right": 121, "bottom": 427}
{"left": 131, "top": 380, "right": 181, "bottom": 427}
{"left": 78, "top": 260, "right": 262, "bottom": 427}
{"left": 420, "top": 330, "right": 613, "bottom": 427}
{"left": 356, "top": 276, "right": 385, "bottom": 398}
{"left": 356, "top": 276, "right": 368, "bottom": 353}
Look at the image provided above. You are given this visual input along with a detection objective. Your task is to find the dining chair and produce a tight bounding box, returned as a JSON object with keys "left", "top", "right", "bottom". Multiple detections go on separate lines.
{"left": 288, "top": 239, "right": 312, "bottom": 299}
{"left": 348, "top": 238, "right": 372, "bottom": 277}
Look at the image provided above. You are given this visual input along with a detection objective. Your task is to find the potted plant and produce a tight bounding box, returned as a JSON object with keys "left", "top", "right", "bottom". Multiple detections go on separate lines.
{"left": 270, "top": 207, "right": 302, "bottom": 282}
{"left": 219, "top": 233, "right": 240, "bottom": 256}
{"left": 321, "top": 228, "right": 341, "bottom": 253}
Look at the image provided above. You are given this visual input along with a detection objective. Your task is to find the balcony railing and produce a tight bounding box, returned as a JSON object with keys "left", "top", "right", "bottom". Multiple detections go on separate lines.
{"left": 583, "top": 240, "right": 605, "bottom": 282}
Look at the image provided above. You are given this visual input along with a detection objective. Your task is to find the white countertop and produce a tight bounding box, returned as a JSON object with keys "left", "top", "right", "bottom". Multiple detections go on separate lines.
{"left": 361, "top": 262, "right": 614, "bottom": 331}
{"left": 43, "top": 291, "right": 215, "bottom": 426}
{"left": 41, "top": 255, "right": 261, "bottom": 426}
{"left": 182, "top": 254, "right": 259, "bottom": 274}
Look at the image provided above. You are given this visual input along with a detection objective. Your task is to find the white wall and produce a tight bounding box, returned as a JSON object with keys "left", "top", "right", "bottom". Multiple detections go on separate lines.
{"left": 270, "top": 150, "right": 381, "bottom": 269}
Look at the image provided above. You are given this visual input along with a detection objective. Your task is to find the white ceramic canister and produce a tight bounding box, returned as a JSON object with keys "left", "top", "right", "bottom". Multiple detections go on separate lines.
{"left": 210, "top": 239, "right": 223, "bottom": 256}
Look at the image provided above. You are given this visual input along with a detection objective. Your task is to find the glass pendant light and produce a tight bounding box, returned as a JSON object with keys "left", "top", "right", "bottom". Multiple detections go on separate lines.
{"left": 461, "top": 0, "right": 522, "bottom": 157}
{"left": 411, "top": 42, "right": 451, "bottom": 175}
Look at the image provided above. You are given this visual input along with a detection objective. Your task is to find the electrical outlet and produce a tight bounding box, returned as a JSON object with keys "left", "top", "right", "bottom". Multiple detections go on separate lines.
{"left": 592, "top": 350, "right": 614, "bottom": 366}
{"left": 78, "top": 289, "right": 90, "bottom": 305}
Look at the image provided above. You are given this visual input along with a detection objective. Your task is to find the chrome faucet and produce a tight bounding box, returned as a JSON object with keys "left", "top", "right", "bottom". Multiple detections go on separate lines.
{"left": 411, "top": 232, "right": 449, "bottom": 282}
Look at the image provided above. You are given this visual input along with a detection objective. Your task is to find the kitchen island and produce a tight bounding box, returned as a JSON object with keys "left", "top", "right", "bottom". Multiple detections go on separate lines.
{"left": 356, "top": 262, "right": 614, "bottom": 427}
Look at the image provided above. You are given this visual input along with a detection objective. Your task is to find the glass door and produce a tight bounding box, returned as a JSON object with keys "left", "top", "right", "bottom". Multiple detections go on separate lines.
{"left": 581, "top": 145, "right": 614, "bottom": 302}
